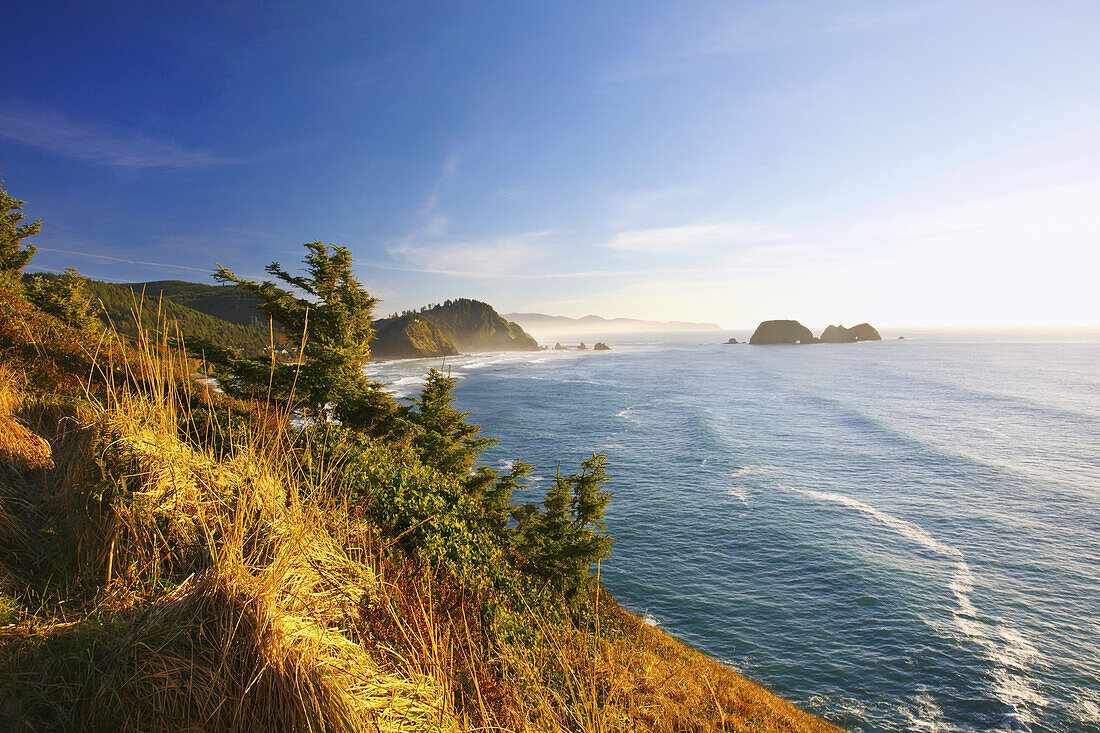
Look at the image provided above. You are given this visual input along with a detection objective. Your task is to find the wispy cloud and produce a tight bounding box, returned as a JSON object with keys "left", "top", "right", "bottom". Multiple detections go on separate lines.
{"left": 420, "top": 147, "right": 464, "bottom": 215}
{"left": 603, "top": 222, "right": 791, "bottom": 253}
{"left": 601, "top": 2, "right": 943, "bottom": 83}
{"left": 0, "top": 99, "right": 238, "bottom": 170}
{"left": 34, "top": 246, "right": 213, "bottom": 274}
{"left": 389, "top": 230, "right": 554, "bottom": 278}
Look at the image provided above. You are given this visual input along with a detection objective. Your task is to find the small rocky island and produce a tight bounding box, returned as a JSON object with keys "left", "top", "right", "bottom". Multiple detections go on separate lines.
{"left": 820, "top": 323, "right": 881, "bottom": 342}
{"left": 749, "top": 320, "right": 817, "bottom": 345}
{"left": 593, "top": 342, "right": 611, "bottom": 351}
{"left": 749, "top": 319, "right": 882, "bottom": 345}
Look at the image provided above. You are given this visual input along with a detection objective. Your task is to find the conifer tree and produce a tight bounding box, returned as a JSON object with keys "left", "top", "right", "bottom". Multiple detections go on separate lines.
{"left": 24, "top": 268, "right": 100, "bottom": 331}
{"left": 201, "top": 241, "right": 383, "bottom": 425}
{"left": 0, "top": 179, "right": 41, "bottom": 282}
{"left": 406, "top": 368, "right": 496, "bottom": 475}
{"left": 513, "top": 454, "right": 613, "bottom": 595}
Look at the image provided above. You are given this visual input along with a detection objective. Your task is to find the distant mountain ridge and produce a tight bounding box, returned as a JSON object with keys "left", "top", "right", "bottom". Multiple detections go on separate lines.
{"left": 505, "top": 312, "right": 721, "bottom": 335}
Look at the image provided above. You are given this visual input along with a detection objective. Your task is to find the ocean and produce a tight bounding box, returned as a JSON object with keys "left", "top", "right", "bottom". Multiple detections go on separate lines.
{"left": 365, "top": 330, "right": 1100, "bottom": 733}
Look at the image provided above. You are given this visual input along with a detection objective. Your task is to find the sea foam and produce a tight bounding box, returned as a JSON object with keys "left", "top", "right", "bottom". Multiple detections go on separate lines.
{"left": 786, "top": 486, "right": 1046, "bottom": 729}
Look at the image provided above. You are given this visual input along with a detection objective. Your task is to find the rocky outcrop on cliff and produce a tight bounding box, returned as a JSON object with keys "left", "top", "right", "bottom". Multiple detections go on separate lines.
{"left": 749, "top": 320, "right": 817, "bottom": 345}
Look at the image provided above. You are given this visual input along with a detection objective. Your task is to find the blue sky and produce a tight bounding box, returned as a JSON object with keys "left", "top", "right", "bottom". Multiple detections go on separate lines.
{"left": 2, "top": 1, "right": 1098, "bottom": 328}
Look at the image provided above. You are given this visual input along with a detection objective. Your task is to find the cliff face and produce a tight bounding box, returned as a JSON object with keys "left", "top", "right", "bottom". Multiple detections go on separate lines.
{"left": 820, "top": 323, "right": 882, "bottom": 342}
{"left": 371, "top": 299, "right": 539, "bottom": 359}
{"left": 749, "top": 320, "right": 817, "bottom": 345}
{"left": 371, "top": 315, "right": 459, "bottom": 359}
{"left": 416, "top": 299, "right": 539, "bottom": 353}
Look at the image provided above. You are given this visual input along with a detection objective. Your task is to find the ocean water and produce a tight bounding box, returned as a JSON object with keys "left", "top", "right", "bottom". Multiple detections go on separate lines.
{"left": 365, "top": 331, "right": 1100, "bottom": 733}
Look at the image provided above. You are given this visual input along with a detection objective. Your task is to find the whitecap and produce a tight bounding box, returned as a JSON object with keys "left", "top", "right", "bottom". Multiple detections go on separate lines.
{"left": 899, "top": 687, "right": 948, "bottom": 733}
{"left": 785, "top": 485, "right": 1046, "bottom": 727}
{"left": 731, "top": 465, "right": 771, "bottom": 478}
{"left": 616, "top": 405, "right": 643, "bottom": 426}
{"left": 727, "top": 486, "right": 749, "bottom": 505}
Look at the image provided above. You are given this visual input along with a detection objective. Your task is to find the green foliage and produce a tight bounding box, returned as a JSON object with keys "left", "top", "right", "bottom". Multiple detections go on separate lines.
{"left": 109, "top": 279, "right": 267, "bottom": 326}
{"left": 24, "top": 268, "right": 100, "bottom": 332}
{"left": 203, "top": 241, "right": 386, "bottom": 427}
{"left": 405, "top": 368, "right": 496, "bottom": 476}
{"left": 513, "top": 455, "right": 614, "bottom": 596}
{"left": 85, "top": 278, "right": 272, "bottom": 352}
{"left": 0, "top": 179, "right": 40, "bottom": 280}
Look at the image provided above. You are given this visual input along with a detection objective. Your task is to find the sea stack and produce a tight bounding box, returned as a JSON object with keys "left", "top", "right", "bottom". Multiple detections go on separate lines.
{"left": 820, "top": 323, "right": 882, "bottom": 342}
{"left": 749, "top": 320, "right": 816, "bottom": 345}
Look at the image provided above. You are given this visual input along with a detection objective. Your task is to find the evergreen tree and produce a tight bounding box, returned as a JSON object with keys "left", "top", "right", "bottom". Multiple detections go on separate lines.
{"left": 406, "top": 368, "right": 496, "bottom": 475}
{"left": 201, "top": 241, "right": 384, "bottom": 426}
{"left": 25, "top": 268, "right": 100, "bottom": 331}
{"left": 513, "top": 454, "right": 613, "bottom": 595}
{"left": 0, "top": 179, "right": 41, "bottom": 282}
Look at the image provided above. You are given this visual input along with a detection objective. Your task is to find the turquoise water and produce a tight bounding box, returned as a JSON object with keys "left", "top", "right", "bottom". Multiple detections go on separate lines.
{"left": 366, "top": 332, "right": 1100, "bottom": 732}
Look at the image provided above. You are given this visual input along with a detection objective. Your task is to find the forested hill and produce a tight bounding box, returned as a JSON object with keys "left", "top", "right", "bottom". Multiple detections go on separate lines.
{"left": 58, "top": 278, "right": 537, "bottom": 360}
{"left": 81, "top": 278, "right": 273, "bottom": 355}
{"left": 372, "top": 298, "right": 539, "bottom": 359}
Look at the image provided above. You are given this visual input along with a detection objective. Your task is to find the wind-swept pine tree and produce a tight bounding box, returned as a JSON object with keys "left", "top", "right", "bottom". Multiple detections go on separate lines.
{"left": 199, "top": 241, "right": 383, "bottom": 426}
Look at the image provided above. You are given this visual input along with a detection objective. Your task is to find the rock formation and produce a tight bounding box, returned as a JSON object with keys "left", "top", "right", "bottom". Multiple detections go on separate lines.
{"left": 749, "top": 320, "right": 817, "bottom": 345}
{"left": 725, "top": 337, "right": 738, "bottom": 344}
{"left": 819, "top": 323, "right": 882, "bottom": 342}
{"left": 593, "top": 342, "right": 610, "bottom": 351}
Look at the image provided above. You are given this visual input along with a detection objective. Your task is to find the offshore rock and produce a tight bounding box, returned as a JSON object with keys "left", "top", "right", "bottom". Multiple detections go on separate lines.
{"left": 820, "top": 323, "right": 882, "bottom": 342}
{"left": 749, "top": 320, "right": 817, "bottom": 345}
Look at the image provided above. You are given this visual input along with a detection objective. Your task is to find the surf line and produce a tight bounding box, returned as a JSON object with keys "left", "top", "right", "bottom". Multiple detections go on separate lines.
{"left": 780, "top": 485, "right": 1046, "bottom": 728}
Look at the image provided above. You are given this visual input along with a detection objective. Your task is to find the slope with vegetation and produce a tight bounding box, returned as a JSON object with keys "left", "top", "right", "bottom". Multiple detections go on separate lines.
{"left": 371, "top": 314, "right": 459, "bottom": 360}
{"left": 374, "top": 299, "right": 539, "bottom": 358}
{"left": 0, "top": 180, "right": 840, "bottom": 732}
{"left": 83, "top": 278, "right": 274, "bottom": 355}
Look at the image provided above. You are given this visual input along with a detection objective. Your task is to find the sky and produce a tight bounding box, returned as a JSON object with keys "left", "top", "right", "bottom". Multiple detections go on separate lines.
{"left": 2, "top": 0, "right": 1098, "bottom": 329}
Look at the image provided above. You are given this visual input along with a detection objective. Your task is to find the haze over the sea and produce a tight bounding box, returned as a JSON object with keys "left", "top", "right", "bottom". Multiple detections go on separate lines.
{"left": 2, "top": 1, "right": 1098, "bottom": 328}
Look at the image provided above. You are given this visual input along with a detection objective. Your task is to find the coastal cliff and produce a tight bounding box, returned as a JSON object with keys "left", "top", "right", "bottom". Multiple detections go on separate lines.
{"left": 372, "top": 298, "right": 539, "bottom": 358}
{"left": 0, "top": 276, "right": 841, "bottom": 733}
{"left": 370, "top": 314, "right": 459, "bottom": 359}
